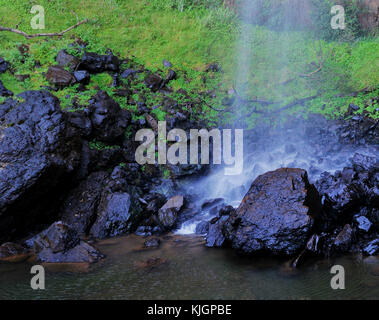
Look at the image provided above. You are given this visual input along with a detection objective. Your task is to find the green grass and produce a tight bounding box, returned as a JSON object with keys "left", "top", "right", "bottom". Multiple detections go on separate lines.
{"left": 0, "top": 0, "right": 378, "bottom": 126}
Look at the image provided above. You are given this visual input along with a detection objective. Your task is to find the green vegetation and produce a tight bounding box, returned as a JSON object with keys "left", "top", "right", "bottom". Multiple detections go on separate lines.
{"left": 0, "top": 0, "right": 378, "bottom": 127}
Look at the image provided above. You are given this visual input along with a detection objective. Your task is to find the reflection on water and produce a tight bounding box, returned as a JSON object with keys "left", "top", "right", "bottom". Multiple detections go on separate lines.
{"left": 0, "top": 235, "right": 378, "bottom": 300}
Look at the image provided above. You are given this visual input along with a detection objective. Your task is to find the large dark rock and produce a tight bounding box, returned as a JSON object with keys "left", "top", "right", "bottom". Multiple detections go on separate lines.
{"left": 26, "top": 221, "right": 103, "bottom": 263}
{"left": 223, "top": 168, "right": 321, "bottom": 256}
{"left": 26, "top": 221, "right": 80, "bottom": 253}
{"left": 60, "top": 172, "right": 109, "bottom": 235}
{"left": 88, "top": 91, "right": 131, "bottom": 143}
{"left": 206, "top": 215, "right": 229, "bottom": 247}
{"left": 0, "top": 80, "right": 13, "bottom": 97}
{"left": 59, "top": 165, "right": 144, "bottom": 239}
{"left": 37, "top": 241, "right": 103, "bottom": 263}
{"left": 45, "top": 66, "right": 75, "bottom": 88}
{"left": 90, "top": 192, "right": 132, "bottom": 239}
{"left": 80, "top": 51, "right": 119, "bottom": 73}
{"left": 157, "top": 195, "right": 184, "bottom": 230}
{"left": 0, "top": 91, "right": 82, "bottom": 242}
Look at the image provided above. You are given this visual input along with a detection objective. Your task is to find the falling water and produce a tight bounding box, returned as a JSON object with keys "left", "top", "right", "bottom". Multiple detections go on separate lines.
{"left": 175, "top": 0, "right": 377, "bottom": 235}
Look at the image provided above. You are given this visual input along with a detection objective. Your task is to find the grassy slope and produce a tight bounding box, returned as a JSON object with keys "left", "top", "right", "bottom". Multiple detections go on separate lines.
{"left": 0, "top": 0, "right": 378, "bottom": 126}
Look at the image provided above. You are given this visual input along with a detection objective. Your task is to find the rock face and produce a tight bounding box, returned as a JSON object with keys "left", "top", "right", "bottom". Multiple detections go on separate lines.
{"left": 0, "top": 91, "right": 82, "bottom": 243}
{"left": 59, "top": 166, "right": 144, "bottom": 240}
{"left": 60, "top": 172, "right": 108, "bottom": 235}
{"left": 26, "top": 221, "right": 103, "bottom": 263}
{"left": 90, "top": 192, "right": 132, "bottom": 239}
{"left": 88, "top": 91, "right": 131, "bottom": 143}
{"left": 158, "top": 195, "right": 184, "bottom": 230}
{"left": 223, "top": 168, "right": 321, "bottom": 256}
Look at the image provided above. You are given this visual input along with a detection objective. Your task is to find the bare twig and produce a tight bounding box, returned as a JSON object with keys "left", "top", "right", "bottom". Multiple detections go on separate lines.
{"left": 0, "top": 13, "right": 88, "bottom": 39}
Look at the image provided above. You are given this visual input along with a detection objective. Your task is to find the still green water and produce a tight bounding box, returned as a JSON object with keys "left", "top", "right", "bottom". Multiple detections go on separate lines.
{"left": 0, "top": 235, "right": 378, "bottom": 300}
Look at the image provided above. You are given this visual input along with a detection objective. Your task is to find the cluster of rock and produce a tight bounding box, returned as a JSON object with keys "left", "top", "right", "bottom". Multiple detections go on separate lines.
{"left": 0, "top": 49, "right": 210, "bottom": 263}
{"left": 0, "top": 48, "right": 377, "bottom": 267}
{"left": 203, "top": 152, "right": 378, "bottom": 266}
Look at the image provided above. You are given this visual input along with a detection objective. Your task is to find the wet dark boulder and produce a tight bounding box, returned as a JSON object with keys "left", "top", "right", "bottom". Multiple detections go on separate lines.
{"left": 59, "top": 165, "right": 144, "bottom": 239}
{"left": 26, "top": 221, "right": 80, "bottom": 253}
{"left": 157, "top": 195, "right": 184, "bottom": 230}
{"left": 206, "top": 215, "right": 229, "bottom": 247}
{"left": 56, "top": 50, "right": 80, "bottom": 72}
{"left": 60, "top": 172, "right": 109, "bottom": 235}
{"left": 45, "top": 66, "right": 75, "bottom": 88}
{"left": 89, "top": 192, "right": 132, "bottom": 239}
{"left": 0, "top": 80, "right": 13, "bottom": 97}
{"left": 80, "top": 51, "right": 119, "bottom": 73}
{"left": 223, "top": 168, "right": 321, "bottom": 256}
{"left": 0, "top": 57, "right": 10, "bottom": 74}
{"left": 88, "top": 91, "right": 131, "bottom": 143}
{"left": 26, "top": 221, "right": 103, "bottom": 263}
{"left": 0, "top": 91, "right": 82, "bottom": 242}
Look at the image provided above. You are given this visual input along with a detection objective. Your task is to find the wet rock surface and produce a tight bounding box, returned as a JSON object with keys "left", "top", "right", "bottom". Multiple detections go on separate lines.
{"left": 157, "top": 195, "right": 184, "bottom": 230}
{"left": 0, "top": 46, "right": 378, "bottom": 267}
{"left": 222, "top": 168, "right": 320, "bottom": 256}
{"left": 0, "top": 91, "right": 82, "bottom": 243}
{"left": 26, "top": 221, "right": 103, "bottom": 263}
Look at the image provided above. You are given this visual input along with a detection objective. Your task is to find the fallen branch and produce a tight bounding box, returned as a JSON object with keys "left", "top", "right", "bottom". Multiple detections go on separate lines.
{"left": 0, "top": 13, "right": 88, "bottom": 39}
